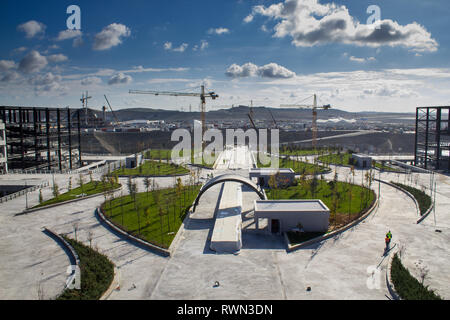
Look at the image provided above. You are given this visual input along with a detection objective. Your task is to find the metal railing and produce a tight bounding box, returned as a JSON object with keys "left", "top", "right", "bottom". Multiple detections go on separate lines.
{"left": 0, "top": 181, "right": 49, "bottom": 204}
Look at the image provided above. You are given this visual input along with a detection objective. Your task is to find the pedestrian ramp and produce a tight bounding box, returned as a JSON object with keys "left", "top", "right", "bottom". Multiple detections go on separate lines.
{"left": 210, "top": 182, "right": 243, "bottom": 253}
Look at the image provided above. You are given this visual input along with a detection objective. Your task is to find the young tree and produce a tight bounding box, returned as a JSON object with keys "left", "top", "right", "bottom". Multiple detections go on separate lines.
{"left": 176, "top": 177, "right": 183, "bottom": 210}
{"left": 78, "top": 173, "right": 84, "bottom": 193}
{"left": 159, "top": 207, "right": 164, "bottom": 246}
{"left": 52, "top": 182, "right": 60, "bottom": 199}
{"left": 143, "top": 177, "right": 151, "bottom": 199}
{"left": 87, "top": 229, "right": 94, "bottom": 248}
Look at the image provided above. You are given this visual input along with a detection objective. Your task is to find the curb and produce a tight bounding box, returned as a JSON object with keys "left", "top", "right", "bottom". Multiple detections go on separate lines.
{"left": 375, "top": 180, "right": 434, "bottom": 223}
{"left": 42, "top": 228, "right": 80, "bottom": 291}
{"left": 17, "top": 186, "right": 123, "bottom": 216}
{"left": 95, "top": 207, "right": 171, "bottom": 257}
{"left": 286, "top": 191, "right": 378, "bottom": 252}
{"left": 116, "top": 173, "right": 189, "bottom": 178}
{"left": 386, "top": 250, "right": 401, "bottom": 300}
{"left": 100, "top": 267, "right": 120, "bottom": 300}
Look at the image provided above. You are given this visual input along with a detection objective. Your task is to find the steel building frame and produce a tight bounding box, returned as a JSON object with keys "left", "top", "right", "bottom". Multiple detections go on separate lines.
{"left": 414, "top": 106, "right": 450, "bottom": 171}
{"left": 0, "top": 106, "right": 82, "bottom": 172}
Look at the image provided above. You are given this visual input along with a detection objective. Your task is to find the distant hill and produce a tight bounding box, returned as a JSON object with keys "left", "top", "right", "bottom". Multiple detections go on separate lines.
{"left": 107, "top": 105, "right": 415, "bottom": 122}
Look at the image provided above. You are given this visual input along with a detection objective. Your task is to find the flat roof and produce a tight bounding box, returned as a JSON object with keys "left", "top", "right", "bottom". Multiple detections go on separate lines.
{"left": 255, "top": 200, "right": 329, "bottom": 212}
{"left": 249, "top": 168, "right": 295, "bottom": 174}
{"left": 352, "top": 154, "right": 372, "bottom": 158}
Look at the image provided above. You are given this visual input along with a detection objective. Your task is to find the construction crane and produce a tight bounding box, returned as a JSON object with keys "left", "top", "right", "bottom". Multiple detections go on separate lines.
{"left": 267, "top": 108, "right": 278, "bottom": 129}
{"left": 280, "top": 94, "right": 331, "bottom": 148}
{"left": 129, "top": 85, "right": 218, "bottom": 149}
{"left": 80, "top": 91, "right": 92, "bottom": 126}
{"left": 104, "top": 95, "right": 120, "bottom": 127}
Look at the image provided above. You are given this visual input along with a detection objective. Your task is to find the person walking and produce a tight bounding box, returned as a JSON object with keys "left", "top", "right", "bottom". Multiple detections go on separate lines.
{"left": 385, "top": 230, "right": 392, "bottom": 253}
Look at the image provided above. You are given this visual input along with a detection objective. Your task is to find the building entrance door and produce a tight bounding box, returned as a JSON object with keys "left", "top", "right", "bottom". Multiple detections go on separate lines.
{"left": 271, "top": 219, "right": 280, "bottom": 234}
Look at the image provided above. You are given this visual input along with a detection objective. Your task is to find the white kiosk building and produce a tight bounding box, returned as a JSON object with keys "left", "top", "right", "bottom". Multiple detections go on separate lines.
{"left": 351, "top": 154, "right": 372, "bottom": 169}
{"left": 249, "top": 168, "right": 296, "bottom": 188}
{"left": 254, "top": 200, "right": 330, "bottom": 234}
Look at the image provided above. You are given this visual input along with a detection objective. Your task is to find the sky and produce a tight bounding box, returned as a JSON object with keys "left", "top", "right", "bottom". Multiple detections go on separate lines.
{"left": 0, "top": 0, "right": 449, "bottom": 113}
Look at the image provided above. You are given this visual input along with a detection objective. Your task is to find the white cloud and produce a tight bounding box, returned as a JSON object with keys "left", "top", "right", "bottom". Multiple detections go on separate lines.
{"left": 47, "top": 54, "right": 68, "bottom": 63}
{"left": 0, "top": 60, "right": 16, "bottom": 72}
{"left": 73, "top": 37, "right": 83, "bottom": 47}
{"left": 243, "top": 15, "right": 254, "bottom": 24}
{"left": 55, "top": 29, "right": 82, "bottom": 42}
{"left": 17, "top": 20, "right": 46, "bottom": 39}
{"left": 164, "top": 42, "right": 172, "bottom": 50}
{"left": 108, "top": 72, "right": 132, "bottom": 85}
{"left": 0, "top": 71, "right": 19, "bottom": 83}
{"left": 93, "top": 23, "right": 131, "bottom": 51}
{"left": 193, "top": 40, "right": 209, "bottom": 51}
{"left": 248, "top": 0, "right": 438, "bottom": 52}
{"left": 29, "top": 72, "right": 62, "bottom": 86}
{"left": 173, "top": 43, "right": 189, "bottom": 52}
{"left": 225, "top": 62, "right": 296, "bottom": 79}
{"left": 18, "top": 50, "right": 48, "bottom": 74}
{"left": 207, "top": 27, "right": 230, "bottom": 35}
{"left": 81, "top": 77, "right": 102, "bottom": 86}
{"left": 11, "top": 47, "right": 28, "bottom": 55}
{"left": 349, "top": 56, "right": 375, "bottom": 63}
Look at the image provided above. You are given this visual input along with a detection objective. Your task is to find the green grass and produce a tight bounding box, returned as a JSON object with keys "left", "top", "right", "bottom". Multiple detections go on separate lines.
{"left": 280, "top": 147, "right": 337, "bottom": 156}
{"left": 36, "top": 181, "right": 121, "bottom": 208}
{"left": 114, "top": 160, "right": 190, "bottom": 176}
{"left": 392, "top": 182, "right": 432, "bottom": 216}
{"left": 258, "top": 157, "right": 329, "bottom": 175}
{"left": 317, "top": 153, "right": 353, "bottom": 166}
{"left": 391, "top": 253, "right": 441, "bottom": 300}
{"left": 145, "top": 149, "right": 215, "bottom": 169}
{"left": 57, "top": 236, "right": 114, "bottom": 300}
{"left": 373, "top": 161, "right": 398, "bottom": 172}
{"left": 266, "top": 179, "right": 376, "bottom": 228}
{"left": 102, "top": 185, "right": 202, "bottom": 249}
{"left": 286, "top": 231, "right": 326, "bottom": 244}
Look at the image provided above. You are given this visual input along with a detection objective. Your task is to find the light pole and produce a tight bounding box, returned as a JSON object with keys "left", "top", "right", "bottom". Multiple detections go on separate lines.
{"left": 25, "top": 181, "right": 28, "bottom": 209}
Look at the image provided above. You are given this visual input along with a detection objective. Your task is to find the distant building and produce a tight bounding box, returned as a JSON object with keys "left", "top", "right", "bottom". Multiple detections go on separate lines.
{"left": 249, "top": 168, "right": 296, "bottom": 188}
{"left": 415, "top": 106, "right": 450, "bottom": 171}
{"left": 351, "top": 154, "right": 372, "bottom": 168}
{"left": 0, "top": 120, "right": 7, "bottom": 173}
{"left": 253, "top": 200, "right": 330, "bottom": 234}
{"left": 125, "top": 154, "right": 143, "bottom": 169}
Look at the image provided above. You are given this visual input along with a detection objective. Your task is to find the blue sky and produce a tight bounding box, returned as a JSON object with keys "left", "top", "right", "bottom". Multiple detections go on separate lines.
{"left": 0, "top": 0, "right": 449, "bottom": 113}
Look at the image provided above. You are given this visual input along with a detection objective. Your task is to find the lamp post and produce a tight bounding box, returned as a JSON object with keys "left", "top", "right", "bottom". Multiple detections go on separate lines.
{"left": 25, "top": 180, "right": 28, "bottom": 209}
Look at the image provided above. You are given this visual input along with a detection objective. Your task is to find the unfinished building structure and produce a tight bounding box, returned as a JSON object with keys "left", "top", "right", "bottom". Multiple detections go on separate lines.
{"left": 415, "top": 106, "right": 450, "bottom": 171}
{"left": 0, "top": 106, "right": 82, "bottom": 172}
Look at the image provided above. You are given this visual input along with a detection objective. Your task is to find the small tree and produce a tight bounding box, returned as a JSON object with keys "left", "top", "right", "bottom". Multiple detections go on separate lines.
{"left": 144, "top": 177, "right": 151, "bottom": 199}
{"left": 78, "top": 173, "right": 84, "bottom": 193}
{"left": 87, "top": 229, "right": 94, "bottom": 248}
{"left": 73, "top": 222, "right": 79, "bottom": 241}
{"left": 52, "top": 182, "right": 60, "bottom": 199}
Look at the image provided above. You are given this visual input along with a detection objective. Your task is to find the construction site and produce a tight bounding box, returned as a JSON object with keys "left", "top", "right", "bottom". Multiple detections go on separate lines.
{"left": 0, "top": 80, "right": 448, "bottom": 303}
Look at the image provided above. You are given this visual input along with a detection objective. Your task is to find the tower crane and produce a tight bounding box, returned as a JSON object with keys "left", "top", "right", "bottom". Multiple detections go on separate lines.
{"left": 280, "top": 94, "right": 331, "bottom": 148}
{"left": 104, "top": 95, "right": 120, "bottom": 127}
{"left": 129, "top": 85, "right": 218, "bottom": 149}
